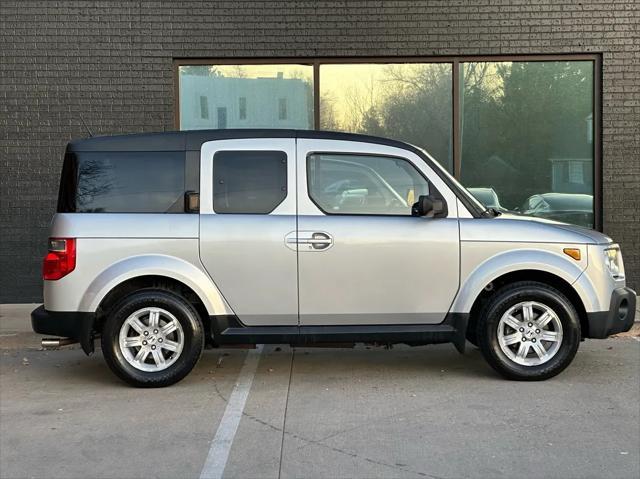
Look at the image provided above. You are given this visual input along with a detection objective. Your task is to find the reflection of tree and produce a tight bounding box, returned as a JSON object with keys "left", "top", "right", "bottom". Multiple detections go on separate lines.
{"left": 334, "top": 64, "right": 453, "bottom": 169}
{"left": 342, "top": 75, "right": 381, "bottom": 133}
{"left": 289, "top": 68, "right": 315, "bottom": 129}
{"left": 378, "top": 64, "right": 452, "bottom": 167}
{"left": 319, "top": 91, "right": 339, "bottom": 130}
{"left": 230, "top": 65, "right": 247, "bottom": 78}
{"left": 461, "top": 61, "right": 593, "bottom": 208}
{"left": 76, "top": 158, "right": 114, "bottom": 212}
{"left": 179, "top": 65, "right": 223, "bottom": 77}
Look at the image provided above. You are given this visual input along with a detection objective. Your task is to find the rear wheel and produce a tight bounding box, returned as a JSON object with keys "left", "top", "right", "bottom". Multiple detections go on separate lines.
{"left": 101, "top": 289, "right": 204, "bottom": 387}
{"left": 477, "top": 281, "right": 580, "bottom": 381}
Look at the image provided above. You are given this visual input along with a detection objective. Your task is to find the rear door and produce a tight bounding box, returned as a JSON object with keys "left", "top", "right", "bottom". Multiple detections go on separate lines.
{"left": 199, "top": 139, "right": 298, "bottom": 326}
{"left": 296, "top": 139, "right": 460, "bottom": 325}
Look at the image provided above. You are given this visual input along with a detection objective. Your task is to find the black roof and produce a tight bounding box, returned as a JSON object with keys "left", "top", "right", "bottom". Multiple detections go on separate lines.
{"left": 67, "top": 129, "right": 419, "bottom": 153}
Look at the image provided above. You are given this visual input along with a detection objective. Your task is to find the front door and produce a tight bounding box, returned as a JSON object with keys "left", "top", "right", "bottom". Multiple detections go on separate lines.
{"left": 296, "top": 139, "right": 460, "bottom": 326}
{"left": 199, "top": 139, "right": 298, "bottom": 326}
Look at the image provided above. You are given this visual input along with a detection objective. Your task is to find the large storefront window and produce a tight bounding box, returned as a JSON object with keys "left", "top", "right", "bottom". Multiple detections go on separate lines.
{"left": 178, "top": 64, "right": 314, "bottom": 130}
{"left": 176, "top": 57, "right": 598, "bottom": 229}
{"left": 459, "top": 61, "right": 594, "bottom": 228}
{"left": 319, "top": 64, "right": 453, "bottom": 172}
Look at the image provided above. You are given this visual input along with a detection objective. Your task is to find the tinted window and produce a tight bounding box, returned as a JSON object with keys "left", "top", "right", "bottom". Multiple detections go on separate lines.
{"left": 177, "top": 58, "right": 597, "bottom": 229}
{"left": 57, "top": 151, "right": 185, "bottom": 213}
{"left": 213, "top": 151, "right": 287, "bottom": 214}
{"left": 308, "top": 154, "right": 429, "bottom": 215}
{"left": 178, "top": 64, "right": 313, "bottom": 130}
{"left": 319, "top": 63, "right": 453, "bottom": 172}
{"left": 460, "top": 61, "right": 594, "bottom": 228}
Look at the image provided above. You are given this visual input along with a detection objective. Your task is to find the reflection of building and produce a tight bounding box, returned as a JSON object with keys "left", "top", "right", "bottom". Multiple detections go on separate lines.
{"left": 585, "top": 113, "right": 593, "bottom": 144}
{"left": 550, "top": 158, "right": 593, "bottom": 194}
{"left": 180, "top": 74, "right": 310, "bottom": 129}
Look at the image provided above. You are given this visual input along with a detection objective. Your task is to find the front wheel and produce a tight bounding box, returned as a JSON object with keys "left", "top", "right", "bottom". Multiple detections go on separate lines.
{"left": 477, "top": 281, "right": 581, "bottom": 381}
{"left": 101, "top": 289, "right": 204, "bottom": 387}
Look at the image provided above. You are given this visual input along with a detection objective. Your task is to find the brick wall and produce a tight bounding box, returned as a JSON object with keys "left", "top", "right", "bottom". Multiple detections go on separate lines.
{"left": 1, "top": 0, "right": 638, "bottom": 302}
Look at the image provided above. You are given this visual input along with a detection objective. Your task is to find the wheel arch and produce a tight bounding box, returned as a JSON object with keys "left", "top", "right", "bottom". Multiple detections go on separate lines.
{"left": 466, "top": 269, "right": 590, "bottom": 339}
{"left": 452, "top": 249, "right": 593, "bottom": 338}
{"left": 96, "top": 274, "right": 211, "bottom": 334}
{"left": 81, "top": 254, "right": 233, "bottom": 321}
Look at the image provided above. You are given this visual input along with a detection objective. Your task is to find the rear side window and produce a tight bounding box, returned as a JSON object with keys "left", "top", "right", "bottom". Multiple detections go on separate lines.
{"left": 57, "top": 151, "right": 185, "bottom": 213}
{"left": 213, "top": 150, "right": 287, "bottom": 214}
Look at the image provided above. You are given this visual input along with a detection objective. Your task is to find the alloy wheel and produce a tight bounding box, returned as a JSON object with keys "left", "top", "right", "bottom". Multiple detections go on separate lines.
{"left": 118, "top": 307, "right": 185, "bottom": 372}
{"left": 497, "top": 301, "right": 563, "bottom": 366}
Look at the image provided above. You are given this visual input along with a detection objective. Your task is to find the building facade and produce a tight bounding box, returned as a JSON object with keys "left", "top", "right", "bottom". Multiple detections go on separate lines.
{"left": 1, "top": 0, "right": 638, "bottom": 302}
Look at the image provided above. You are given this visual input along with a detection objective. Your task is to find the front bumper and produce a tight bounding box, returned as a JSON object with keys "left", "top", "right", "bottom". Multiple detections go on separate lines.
{"left": 31, "top": 305, "right": 96, "bottom": 354}
{"left": 585, "top": 287, "right": 636, "bottom": 339}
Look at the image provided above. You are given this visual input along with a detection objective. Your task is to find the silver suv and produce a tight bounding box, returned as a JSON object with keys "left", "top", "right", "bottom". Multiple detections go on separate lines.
{"left": 32, "top": 130, "right": 636, "bottom": 387}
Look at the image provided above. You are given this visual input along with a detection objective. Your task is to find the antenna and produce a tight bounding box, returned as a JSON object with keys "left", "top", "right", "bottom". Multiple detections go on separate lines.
{"left": 79, "top": 114, "right": 93, "bottom": 137}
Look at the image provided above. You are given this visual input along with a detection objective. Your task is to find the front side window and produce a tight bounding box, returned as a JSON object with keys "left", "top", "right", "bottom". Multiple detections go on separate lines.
{"left": 213, "top": 150, "right": 287, "bottom": 214}
{"left": 308, "top": 153, "right": 429, "bottom": 215}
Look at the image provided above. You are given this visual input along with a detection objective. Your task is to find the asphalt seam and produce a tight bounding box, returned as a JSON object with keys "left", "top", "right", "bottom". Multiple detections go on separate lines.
{"left": 278, "top": 347, "right": 295, "bottom": 479}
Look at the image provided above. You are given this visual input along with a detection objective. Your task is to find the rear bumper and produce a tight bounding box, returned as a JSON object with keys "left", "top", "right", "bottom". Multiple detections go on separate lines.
{"left": 585, "top": 287, "right": 636, "bottom": 339}
{"left": 31, "top": 305, "right": 95, "bottom": 354}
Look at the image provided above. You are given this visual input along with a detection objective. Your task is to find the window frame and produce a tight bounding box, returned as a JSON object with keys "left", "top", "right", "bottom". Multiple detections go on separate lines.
{"left": 174, "top": 54, "right": 602, "bottom": 230}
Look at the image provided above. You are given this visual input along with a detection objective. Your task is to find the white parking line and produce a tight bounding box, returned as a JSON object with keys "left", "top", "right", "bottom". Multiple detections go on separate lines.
{"left": 200, "top": 344, "right": 264, "bottom": 479}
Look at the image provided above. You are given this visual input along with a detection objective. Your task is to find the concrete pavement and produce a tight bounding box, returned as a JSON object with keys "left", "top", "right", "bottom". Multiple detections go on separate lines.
{"left": 1, "top": 304, "right": 639, "bottom": 479}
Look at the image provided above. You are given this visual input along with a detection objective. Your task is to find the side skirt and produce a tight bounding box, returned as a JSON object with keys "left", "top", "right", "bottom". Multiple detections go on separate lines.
{"left": 210, "top": 313, "right": 469, "bottom": 353}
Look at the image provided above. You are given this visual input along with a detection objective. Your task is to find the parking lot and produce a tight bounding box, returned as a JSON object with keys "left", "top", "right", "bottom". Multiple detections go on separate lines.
{"left": 1, "top": 304, "right": 639, "bottom": 479}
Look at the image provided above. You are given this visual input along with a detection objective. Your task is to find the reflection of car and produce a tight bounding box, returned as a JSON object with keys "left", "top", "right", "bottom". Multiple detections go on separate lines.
{"left": 520, "top": 193, "right": 594, "bottom": 228}
{"left": 468, "top": 187, "right": 506, "bottom": 211}
{"left": 31, "top": 130, "right": 635, "bottom": 387}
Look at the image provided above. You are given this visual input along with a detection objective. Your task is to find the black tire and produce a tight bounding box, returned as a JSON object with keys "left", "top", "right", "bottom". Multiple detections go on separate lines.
{"left": 477, "top": 281, "right": 581, "bottom": 381}
{"left": 101, "top": 289, "right": 204, "bottom": 387}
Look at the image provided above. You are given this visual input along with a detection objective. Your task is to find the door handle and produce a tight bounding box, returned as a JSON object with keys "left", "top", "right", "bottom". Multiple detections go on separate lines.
{"left": 304, "top": 232, "right": 333, "bottom": 250}
{"left": 284, "top": 231, "right": 333, "bottom": 251}
{"left": 298, "top": 237, "right": 331, "bottom": 245}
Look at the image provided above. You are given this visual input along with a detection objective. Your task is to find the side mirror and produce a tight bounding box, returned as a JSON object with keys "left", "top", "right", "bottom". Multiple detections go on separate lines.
{"left": 411, "top": 194, "right": 447, "bottom": 218}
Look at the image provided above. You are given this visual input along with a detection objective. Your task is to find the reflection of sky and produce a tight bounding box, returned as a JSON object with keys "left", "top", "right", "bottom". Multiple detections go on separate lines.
{"left": 77, "top": 152, "right": 184, "bottom": 213}
{"left": 180, "top": 64, "right": 313, "bottom": 82}
{"left": 320, "top": 63, "right": 449, "bottom": 129}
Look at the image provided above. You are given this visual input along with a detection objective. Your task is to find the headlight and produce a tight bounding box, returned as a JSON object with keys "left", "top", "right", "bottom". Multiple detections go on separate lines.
{"left": 604, "top": 246, "right": 625, "bottom": 280}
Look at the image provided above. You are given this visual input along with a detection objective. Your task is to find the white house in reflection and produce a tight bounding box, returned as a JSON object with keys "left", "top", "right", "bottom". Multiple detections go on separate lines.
{"left": 180, "top": 73, "right": 312, "bottom": 130}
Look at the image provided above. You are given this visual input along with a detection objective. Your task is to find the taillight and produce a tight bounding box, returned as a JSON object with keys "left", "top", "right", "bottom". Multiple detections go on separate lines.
{"left": 43, "top": 238, "right": 76, "bottom": 280}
